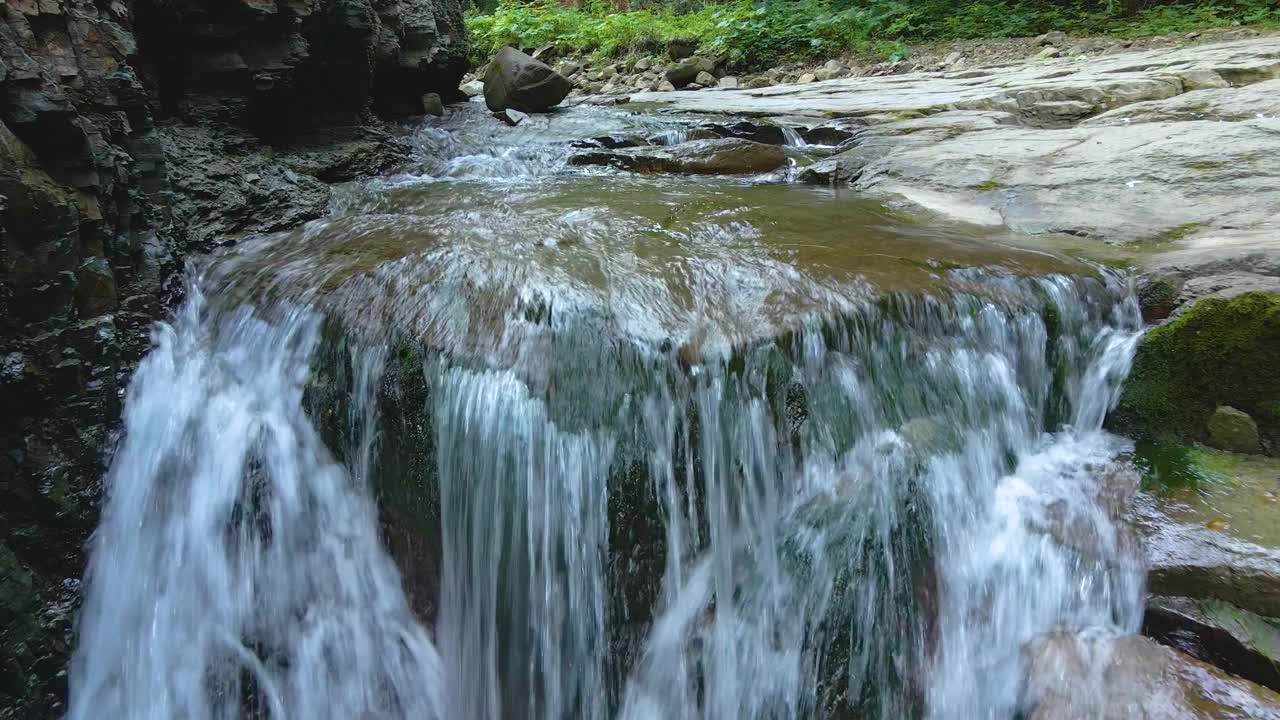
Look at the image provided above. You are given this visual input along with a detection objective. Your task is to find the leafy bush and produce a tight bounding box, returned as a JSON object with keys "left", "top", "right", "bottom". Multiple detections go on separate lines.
{"left": 466, "top": 1, "right": 1280, "bottom": 70}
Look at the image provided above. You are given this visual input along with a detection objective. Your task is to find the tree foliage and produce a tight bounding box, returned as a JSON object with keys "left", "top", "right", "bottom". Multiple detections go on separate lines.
{"left": 467, "top": 0, "right": 1280, "bottom": 69}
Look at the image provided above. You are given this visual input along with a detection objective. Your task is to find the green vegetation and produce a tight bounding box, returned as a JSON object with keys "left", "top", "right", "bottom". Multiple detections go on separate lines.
{"left": 1108, "top": 292, "right": 1280, "bottom": 452}
{"left": 467, "top": 1, "right": 1280, "bottom": 69}
{"left": 1133, "top": 441, "right": 1236, "bottom": 490}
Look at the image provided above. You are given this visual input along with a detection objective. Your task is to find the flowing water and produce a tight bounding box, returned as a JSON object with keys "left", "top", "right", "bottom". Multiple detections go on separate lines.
{"left": 70, "top": 103, "right": 1146, "bottom": 720}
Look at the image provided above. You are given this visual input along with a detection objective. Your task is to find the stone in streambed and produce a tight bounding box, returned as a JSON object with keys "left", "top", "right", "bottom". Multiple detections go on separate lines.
{"left": 483, "top": 46, "right": 572, "bottom": 113}
{"left": 460, "top": 79, "right": 485, "bottom": 97}
{"left": 569, "top": 138, "right": 786, "bottom": 175}
{"left": 421, "top": 93, "right": 445, "bottom": 117}
{"left": 1208, "top": 406, "right": 1263, "bottom": 455}
{"left": 665, "top": 57, "right": 716, "bottom": 89}
{"left": 494, "top": 108, "right": 528, "bottom": 126}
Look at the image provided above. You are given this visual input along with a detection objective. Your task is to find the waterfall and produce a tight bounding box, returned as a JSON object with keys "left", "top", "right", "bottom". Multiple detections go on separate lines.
{"left": 68, "top": 104, "right": 1146, "bottom": 720}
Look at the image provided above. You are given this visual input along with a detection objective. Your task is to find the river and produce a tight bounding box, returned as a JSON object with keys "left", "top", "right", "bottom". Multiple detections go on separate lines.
{"left": 68, "top": 103, "right": 1145, "bottom": 720}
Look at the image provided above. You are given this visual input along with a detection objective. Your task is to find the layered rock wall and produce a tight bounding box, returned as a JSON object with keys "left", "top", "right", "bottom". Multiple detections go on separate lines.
{"left": 0, "top": 1, "right": 465, "bottom": 716}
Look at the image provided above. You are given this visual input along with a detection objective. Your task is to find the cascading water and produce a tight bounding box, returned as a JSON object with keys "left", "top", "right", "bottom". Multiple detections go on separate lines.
{"left": 70, "top": 103, "right": 1145, "bottom": 720}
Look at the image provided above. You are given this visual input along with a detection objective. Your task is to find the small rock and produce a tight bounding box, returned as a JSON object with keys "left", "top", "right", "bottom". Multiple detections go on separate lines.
{"left": 460, "top": 80, "right": 485, "bottom": 97}
{"left": 1208, "top": 406, "right": 1263, "bottom": 454}
{"left": 421, "top": 92, "right": 444, "bottom": 117}
{"left": 823, "top": 59, "right": 846, "bottom": 72}
{"left": 556, "top": 60, "right": 582, "bottom": 77}
{"left": 586, "top": 70, "right": 603, "bottom": 82}
{"left": 694, "top": 71, "right": 717, "bottom": 87}
{"left": 601, "top": 65, "right": 618, "bottom": 80}
{"left": 1037, "top": 30, "right": 1069, "bottom": 46}
{"left": 657, "top": 80, "right": 676, "bottom": 92}
{"left": 634, "top": 57, "right": 651, "bottom": 71}
{"left": 943, "top": 51, "right": 963, "bottom": 66}
{"left": 494, "top": 108, "right": 529, "bottom": 126}
{"left": 717, "top": 76, "right": 739, "bottom": 89}
{"left": 1037, "top": 46, "right": 1062, "bottom": 60}
{"left": 746, "top": 76, "right": 772, "bottom": 89}
{"left": 814, "top": 68, "right": 842, "bottom": 81}
{"left": 798, "top": 72, "right": 817, "bottom": 84}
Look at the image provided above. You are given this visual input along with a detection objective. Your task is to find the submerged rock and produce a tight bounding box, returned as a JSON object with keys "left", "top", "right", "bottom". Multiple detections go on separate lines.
{"left": 1109, "top": 293, "right": 1280, "bottom": 455}
{"left": 569, "top": 138, "right": 787, "bottom": 175}
{"left": 483, "top": 46, "right": 572, "bottom": 113}
{"left": 1024, "top": 633, "right": 1280, "bottom": 719}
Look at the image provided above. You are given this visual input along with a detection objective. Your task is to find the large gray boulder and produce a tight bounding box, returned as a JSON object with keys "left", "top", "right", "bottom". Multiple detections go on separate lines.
{"left": 483, "top": 46, "right": 572, "bottom": 113}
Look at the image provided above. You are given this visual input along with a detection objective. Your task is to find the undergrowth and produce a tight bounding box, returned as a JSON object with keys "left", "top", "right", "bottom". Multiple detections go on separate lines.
{"left": 467, "top": 0, "right": 1280, "bottom": 70}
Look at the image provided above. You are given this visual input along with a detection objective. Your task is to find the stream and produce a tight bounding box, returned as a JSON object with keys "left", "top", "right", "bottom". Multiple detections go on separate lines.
{"left": 68, "top": 103, "right": 1146, "bottom": 720}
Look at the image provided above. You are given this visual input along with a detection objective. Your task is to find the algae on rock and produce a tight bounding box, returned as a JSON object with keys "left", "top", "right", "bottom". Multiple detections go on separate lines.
{"left": 1108, "top": 292, "right": 1280, "bottom": 456}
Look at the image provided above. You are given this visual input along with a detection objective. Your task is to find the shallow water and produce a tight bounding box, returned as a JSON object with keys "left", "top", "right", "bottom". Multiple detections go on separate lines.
{"left": 70, "top": 101, "right": 1146, "bottom": 720}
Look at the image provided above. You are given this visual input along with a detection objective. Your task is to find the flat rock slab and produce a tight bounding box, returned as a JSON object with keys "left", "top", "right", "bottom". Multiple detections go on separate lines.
{"left": 633, "top": 39, "right": 1280, "bottom": 121}
{"left": 633, "top": 38, "right": 1280, "bottom": 259}
{"left": 1025, "top": 632, "right": 1280, "bottom": 719}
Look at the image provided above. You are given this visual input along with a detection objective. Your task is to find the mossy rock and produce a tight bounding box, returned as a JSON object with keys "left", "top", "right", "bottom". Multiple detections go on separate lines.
{"left": 1108, "top": 292, "right": 1280, "bottom": 455}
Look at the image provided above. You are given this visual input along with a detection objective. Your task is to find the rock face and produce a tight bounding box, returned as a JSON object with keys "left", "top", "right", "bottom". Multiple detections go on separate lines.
{"left": 1144, "top": 596, "right": 1280, "bottom": 694}
{"left": 483, "top": 46, "right": 571, "bottom": 113}
{"left": 569, "top": 138, "right": 787, "bottom": 175}
{"left": 0, "top": 0, "right": 464, "bottom": 715}
{"left": 1024, "top": 633, "right": 1280, "bottom": 719}
{"left": 1109, "top": 293, "right": 1280, "bottom": 454}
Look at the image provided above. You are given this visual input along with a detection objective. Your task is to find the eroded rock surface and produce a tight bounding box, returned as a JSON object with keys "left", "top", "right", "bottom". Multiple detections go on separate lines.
{"left": 0, "top": 1, "right": 464, "bottom": 715}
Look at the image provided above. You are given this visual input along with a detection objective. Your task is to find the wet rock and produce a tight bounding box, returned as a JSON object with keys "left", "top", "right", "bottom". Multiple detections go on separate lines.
{"left": 495, "top": 108, "right": 529, "bottom": 126}
{"left": 1109, "top": 293, "right": 1280, "bottom": 455}
{"left": 1208, "top": 406, "right": 1263, "bottom": 455}
{"left": 1024, "top": 632, "right": 1280, "bottom": 719}
{"left": 460, "top": 79, "right": 485, "bottom": 97}
{"left": 569, "top": 138, "right": 787, "bottom": 175}
{"left": 483, "top": 46, "right": 572, "bottom": 113}
{"left": 1144, "top": 596, "right": 1280, "bottom": 693}
{"left": 422, "top": 93, "right": 445, "bottom": 117}
{"left": 798, "top": 148, "right": 871, "bottom": 185}
{"left": 1137, "top": 496, "right": 1280, "bottom": 619}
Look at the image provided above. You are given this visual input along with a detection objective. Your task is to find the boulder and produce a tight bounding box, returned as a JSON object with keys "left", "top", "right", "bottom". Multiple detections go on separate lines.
{"left": 668, "top": 37, "right": 697, "bottom": 61}
{"left": 568, "top": 138, "right": 787, "bottom": 175}
{"left": 1037, "top": 31, "right": 1069, "bottom": 46}
{"left": 460, "top": 79, "right": 485, "bottom": 97}
{"left": 717, "top": 76, "right": 739, "bottom": 89}
{"left": 665, "top": 57, "right": 716, "bottom": 89}
{"left": 694, "top": 71, "right": 717, "bottom": 88}
{"left": 1024, "top": 632, "right": 1280, "bottom": 719}
{"left": 1208, "top": 406, "right": 1263, "bottom": 455}
{"left": 421, "top": 93, "right": 445, "bottom": 117}
{"left": 483, "top": 46, "right": 572, "bottom": 113}
{"left": 1109, "top": 293, "right": 1280, "bottom": 455}
{"left": 798, "top": 72, "right": 817, "bottom": 84}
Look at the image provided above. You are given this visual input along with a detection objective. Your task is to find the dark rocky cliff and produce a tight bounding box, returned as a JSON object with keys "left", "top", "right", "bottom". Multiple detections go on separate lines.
{"left": 0, "top": 1, "right": 465, "bottom": 716}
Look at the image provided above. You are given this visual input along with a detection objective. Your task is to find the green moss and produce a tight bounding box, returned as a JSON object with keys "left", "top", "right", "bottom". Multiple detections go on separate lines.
{"left": 1186, "top": 160, "right": 1227, "bottom": 172}
{"left": 1148, "top": 222, "right": 1202, "bottom": 244}
{"left": 1133, "top": 442, "right": 1237, "bottom": 491}
{"left": 1109, "top": 292, "right": 1280, "bottom": 452}
{"left": 975, "top": 179, "right": 1003, "bottom": 192}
